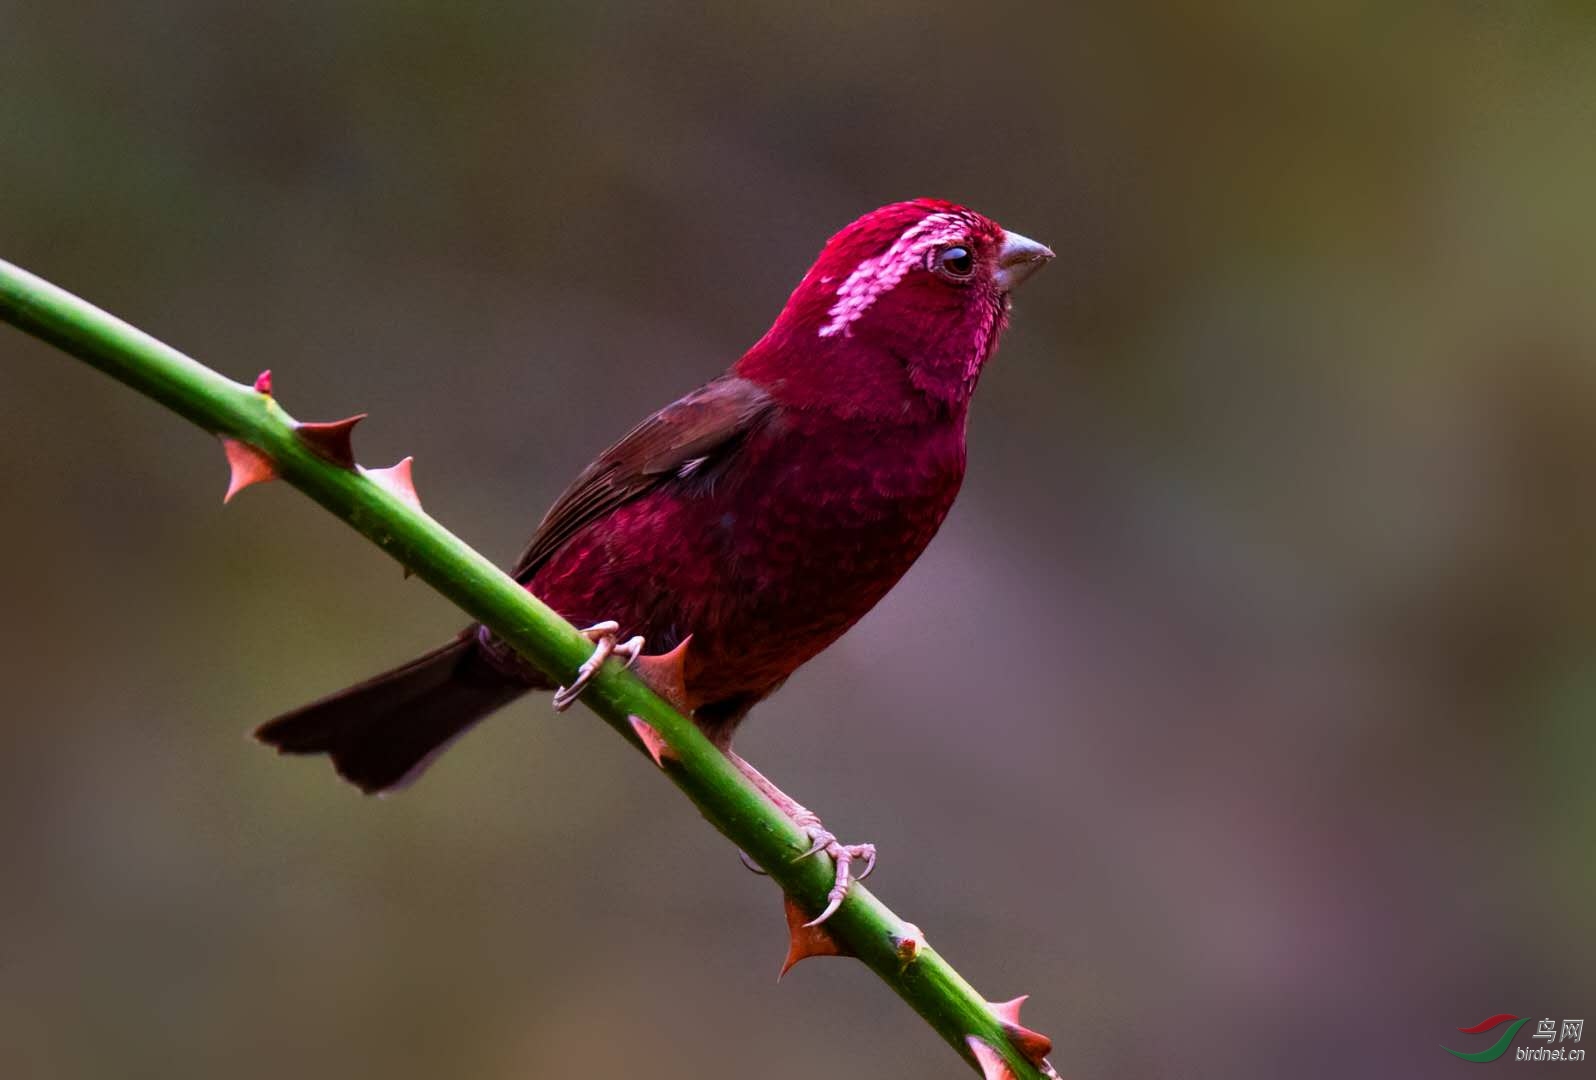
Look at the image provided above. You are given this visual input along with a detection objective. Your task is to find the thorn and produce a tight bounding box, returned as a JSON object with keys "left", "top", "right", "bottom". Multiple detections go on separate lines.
{"left": 252, "top": 370, "right": 273, "bottom": 395}
{"left": 627, "top": 715, "right": 675, "bottom": 768}
{"left": 778, "top": 894, "right": 852, "bottom": 980}
{"left": 966, "top": 1035, "right": 1020, "bottom": 1080}
{"left": 220, "top": 437, "right": 278, "bottom": 503}
{"left": 633, "top": 635, "right": 694, "bottom": 712}
{"left": 295, "top": 413, "right": 366, "bottom": 468}
{"left": 988, "top": 996, "right": 1053, "bottom": 1066}
{"left": 990, "top": 996, "right": 1028, "bottom": 1026}
{"left": 891, "top": 923, "right": 925, "bottom": 972}
{"left": 366, "top": 456, "right": 421, "bottom": 510}
{"left": 1003, "top": 1023, "right": 1053, "bottom": 1067}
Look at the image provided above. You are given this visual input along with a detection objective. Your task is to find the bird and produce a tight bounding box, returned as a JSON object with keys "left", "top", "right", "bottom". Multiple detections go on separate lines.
{"left": 257, "top": 198, "right": 1053, "bottom": 922}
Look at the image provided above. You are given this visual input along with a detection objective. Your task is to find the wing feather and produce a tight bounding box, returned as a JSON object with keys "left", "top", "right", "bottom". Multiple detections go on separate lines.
{"left": 511, "top": 376, "right": 774, "bottom": 582}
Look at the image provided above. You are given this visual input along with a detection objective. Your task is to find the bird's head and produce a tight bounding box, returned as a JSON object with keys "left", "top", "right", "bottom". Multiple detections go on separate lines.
{"left": 738, "top": 199, "right": 1053, "bottom": 417}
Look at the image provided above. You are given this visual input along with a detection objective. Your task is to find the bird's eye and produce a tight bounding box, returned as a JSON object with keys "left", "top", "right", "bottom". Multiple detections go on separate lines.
{"left": 936, "top": 245, "right": 974, "bottom": 279}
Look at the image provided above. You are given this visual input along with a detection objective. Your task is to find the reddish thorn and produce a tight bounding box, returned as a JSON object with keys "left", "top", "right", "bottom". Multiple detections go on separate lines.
{"left": 252, "top": 370, "right": 273, "bottom": 395}
{"left": 220, "top": 437, "right": 278, "bottom": 503}
{"left": 1002, "top": 1022, "right": 1053, "bottom": 1067}
{"left": 778, "top": 894, "right": 852, "bottom": 980}
{"left": 627, "top": 715, "right": 675, "bottom": 768}
{"left": 633, "top": 635, "right": 694, "bottom": 712}
{"left": 990, "top": 996, "right": 1028, "bottom": 1026}
{"left": 366, "top": 456, "right": 421, "bottom": 510}
{"left": 966, "top": 1035, "right": 1021, "bottom": 1080}
{"left": 295, "top": 413, "right": 366, "bottom": 468}
{"left": 989, "top": 995, "right": 1053, "bottom": 1067}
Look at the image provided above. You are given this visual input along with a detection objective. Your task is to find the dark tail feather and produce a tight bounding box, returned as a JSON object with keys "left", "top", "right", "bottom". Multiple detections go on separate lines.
{"left": 255, "top": 635, "right": 527, "bottom": 794}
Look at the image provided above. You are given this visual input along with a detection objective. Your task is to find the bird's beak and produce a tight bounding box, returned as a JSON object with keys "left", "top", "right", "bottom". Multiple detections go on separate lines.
{"left": 994, "top": 230, "right": 1055, "bottom": 292}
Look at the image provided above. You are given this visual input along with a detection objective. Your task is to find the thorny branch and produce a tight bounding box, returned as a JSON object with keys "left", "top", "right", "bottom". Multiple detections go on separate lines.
{"left": 0, "top": 256, "right": 1059, "bottom": 1079}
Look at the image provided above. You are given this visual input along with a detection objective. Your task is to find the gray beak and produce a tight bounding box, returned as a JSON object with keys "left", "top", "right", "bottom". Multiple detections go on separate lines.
{"left": 994, "top": 230, "right": 1055, "bottom": 292}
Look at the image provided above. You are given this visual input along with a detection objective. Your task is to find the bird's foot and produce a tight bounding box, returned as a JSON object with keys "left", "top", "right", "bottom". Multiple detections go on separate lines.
{"left": 791, "top": 812, "right": 877, "bottom": 927}
{"left": 723, "top": 752, "right": 878, "bottom": 925}
{"left": 552, "top": 621, "right": 644, "bottom": 711}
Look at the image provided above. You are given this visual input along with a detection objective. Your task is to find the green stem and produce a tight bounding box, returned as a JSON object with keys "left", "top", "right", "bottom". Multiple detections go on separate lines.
{"left": 0, "top": 256, "right": 1054, "bottom": 1080}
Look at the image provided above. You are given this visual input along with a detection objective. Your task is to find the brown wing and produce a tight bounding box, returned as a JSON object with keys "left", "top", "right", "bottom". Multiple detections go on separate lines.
{"left": 511, "top": 375, "right": 774, "bottom": 582}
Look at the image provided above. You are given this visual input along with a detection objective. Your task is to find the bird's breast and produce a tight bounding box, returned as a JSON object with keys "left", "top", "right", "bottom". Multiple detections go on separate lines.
{"left": 529, "top": 412, "right": 967, "bottom": 705}
{"left": 670, "top": 412, "right": 966, "bottom": 694}
{"left": 723, "top": 413, "right": 964, "bottom": 580}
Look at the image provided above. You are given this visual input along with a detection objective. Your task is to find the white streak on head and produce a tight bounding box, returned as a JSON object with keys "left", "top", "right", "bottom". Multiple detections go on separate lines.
{"left": 818, "top": 212, "right": 971, "bottom": 338}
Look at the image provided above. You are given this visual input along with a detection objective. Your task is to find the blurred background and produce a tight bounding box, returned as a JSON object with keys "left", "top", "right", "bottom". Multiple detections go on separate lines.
{"left": 2, "top": 3, "right": 1593, "bottom": 1077}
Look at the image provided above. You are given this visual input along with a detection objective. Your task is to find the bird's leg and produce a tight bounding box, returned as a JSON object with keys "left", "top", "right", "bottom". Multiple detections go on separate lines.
{"left": 551, "top": 621, "right": 645, "bottom": 712}
{"left": 726, "top": 750, "right": 877, "bottom": 927}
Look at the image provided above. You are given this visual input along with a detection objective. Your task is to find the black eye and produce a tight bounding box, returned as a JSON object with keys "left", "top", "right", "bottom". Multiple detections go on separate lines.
{"left": 937, "top": 245, "right": 974, "bottom": 279}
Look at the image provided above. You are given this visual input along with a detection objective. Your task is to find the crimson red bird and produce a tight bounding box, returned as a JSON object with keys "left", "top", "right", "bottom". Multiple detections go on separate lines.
{"left": 258, "top": 198, "right": 1052, "bottom": 920}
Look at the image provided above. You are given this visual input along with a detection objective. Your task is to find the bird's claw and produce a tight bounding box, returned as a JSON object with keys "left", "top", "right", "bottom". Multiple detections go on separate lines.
{"left": 792, "top": 824, "right": 877, "bottom": 927}
{"left": 552, "top": 621, "right": 644, "bottom": 711}
{"left": 721, "top": 755, "right": 876, "bottom": 925}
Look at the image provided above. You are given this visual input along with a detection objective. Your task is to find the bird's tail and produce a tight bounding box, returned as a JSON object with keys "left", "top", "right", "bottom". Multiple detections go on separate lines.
{"left": 255, "top": 634, "right": 528, "bottom": 794}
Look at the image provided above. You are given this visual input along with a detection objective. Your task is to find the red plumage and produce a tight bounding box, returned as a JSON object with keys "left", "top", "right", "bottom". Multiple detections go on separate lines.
{"left": 258, "top": 199, "right": 1052, "bottom": 791}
